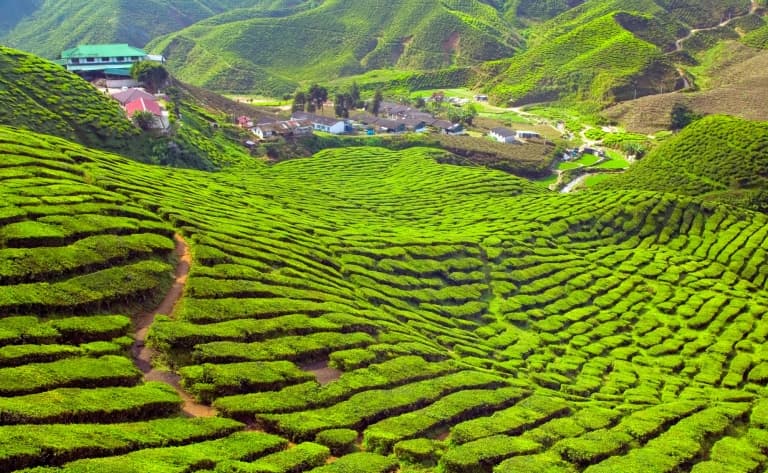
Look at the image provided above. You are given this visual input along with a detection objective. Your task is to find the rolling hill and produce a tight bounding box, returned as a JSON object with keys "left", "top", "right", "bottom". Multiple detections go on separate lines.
{"left": 2, "top": 0, "right": 763, "bottom": 109}
{"left": 0, "top": 0, "right": 297, "bottom": 60}
{"left": 143, "top": 0, "right": 762, "bottom": 106}
{"left": 147, "top": 0, "right": 523, "bottom": 96}
{"left": 0, "top": 45, "right": 137, "bottom": 150}
{"left": 596, "top": 114, "right": 768, "bottom": 210}
{"left": 484, "top": 0, "right": 756, "bottom": 105}
{"left": 3, "top": 117, "right": 768, "bottom": 471}
{"left": 603, "top": 39, "right": 768, "bottom": 132}
{"left": 4, "top": 5, "right": 768, "bottom": 472}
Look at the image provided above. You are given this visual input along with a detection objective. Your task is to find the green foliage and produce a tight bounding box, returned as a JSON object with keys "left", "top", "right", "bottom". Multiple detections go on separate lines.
{"left": 669, "top": 102, "right": 703, "bottom": 130}
{"left": 130, "top": 62, "right": 169, "bottom": 94}
{"left": 598, "top": 115, "right": 768, "bottom": 210}
{"left": 0, "top": 382, "right": 181, "bottom": 424}
{"left": 0, "top": 417, "right": 242, "bottom": 471}
{"left": 0, "top": 45, "right": 137, "bottom": 150}
{"left": 148, "top": 0, "right": 520, "bottom": 95}
{"left": 315, "top": 429, "right": 358, "bottom": 456}
{"left": 308, "top": 452, "right": 398, "bottom": 473}
{"left": 4, "top": 119, "right": 768, "bottom": 472}
{"left": 28, "top": 431, "right": 288, "bottom": 473}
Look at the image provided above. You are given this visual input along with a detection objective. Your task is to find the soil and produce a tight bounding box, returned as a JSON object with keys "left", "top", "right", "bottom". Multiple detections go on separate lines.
{"left": 131, "top": 234, "right": 217, "bottom": 418}
{"left": 300, "top": 359, "right": 343, "bottom": 385}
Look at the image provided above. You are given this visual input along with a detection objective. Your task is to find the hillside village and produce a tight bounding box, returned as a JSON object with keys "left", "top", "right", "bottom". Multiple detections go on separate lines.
{"left": 45, "top": 40, "right": 636, "bottom": 194}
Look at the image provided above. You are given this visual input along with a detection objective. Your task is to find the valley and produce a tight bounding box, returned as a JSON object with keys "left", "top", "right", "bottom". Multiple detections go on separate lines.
{"left": 2, "top": 0, "right": 768, "bottom": 472}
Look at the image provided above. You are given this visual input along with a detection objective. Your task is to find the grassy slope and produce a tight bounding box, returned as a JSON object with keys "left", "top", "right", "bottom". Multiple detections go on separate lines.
{"left": 597, "top": 115, "right": 768, "bottom": 210}
{"left": 0, "top": 45, "right": 260, "bottom": 171}
{"left": 484, "top": 0, "right": 752, "bottom": 105}
{"left": 604, "top": 29, "right": 768, "bottom": 133}
{"left": 147, "top": 0, "right": 521, "bottom": 95}
{"left": 485, "top": 11, "right": 666, "bottom": 105}
{"left": 0, "top": 45, "right": 138, "bottom": 150}
{"left": 4, "top": 124, "right": 768, "bottom": 470}
{"left": 0, "top": 0, "right": 291, "bottom": 59}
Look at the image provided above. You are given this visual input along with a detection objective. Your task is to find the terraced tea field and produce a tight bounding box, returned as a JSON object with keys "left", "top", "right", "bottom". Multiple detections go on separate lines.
{"left": 4, "top": 124, "right": 768, "bottom": 472}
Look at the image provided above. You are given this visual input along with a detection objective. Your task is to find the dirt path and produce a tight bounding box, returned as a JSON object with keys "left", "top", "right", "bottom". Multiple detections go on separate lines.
{"left": 131, "top": 234, "right": 217, "bottom": 418}
{"left": 560, "top": 174, "right": 590, "bottom": 193}
{"left": 675, "top": 3, "right": 760, "bottom": 51}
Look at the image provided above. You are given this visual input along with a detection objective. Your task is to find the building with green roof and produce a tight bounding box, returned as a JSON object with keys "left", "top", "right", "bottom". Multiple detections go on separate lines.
{"left": 59, "top": 44, "right": 164, "bottom": 77}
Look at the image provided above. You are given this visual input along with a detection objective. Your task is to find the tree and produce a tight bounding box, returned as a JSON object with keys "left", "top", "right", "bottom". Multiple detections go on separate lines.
{"left": 308, "top": 84, "right": 328, "bottom": 111}
{"left": 670, "top": 103, "right": 701, "bottom": 131}
{"left": 371, "top": 89, "right": 383, "bottom": 115}
{"left": 132, "top": 111, "right": 156, "bottom": 130}
{"left": 349, "top": 82, "right": 362, "bottom": 109}
{"left": 334, "top": 93, "right": 354, "bottom": 118}
{"left": 292, "top": 91, "right": 307, "bottom": 113}
{"left": 447, "top": 103, "right": 478, "bottom": 126}
{"left": 130, "top": 61, "right": 168, "bottom": 93}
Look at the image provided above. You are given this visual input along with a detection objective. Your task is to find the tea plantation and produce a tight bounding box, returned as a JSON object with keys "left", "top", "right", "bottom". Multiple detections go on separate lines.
{"left": 598, "top": 115, "right": 768, "bottom": 211}
{"left": 3, "top": 123, "right": 768, "bottom": 472}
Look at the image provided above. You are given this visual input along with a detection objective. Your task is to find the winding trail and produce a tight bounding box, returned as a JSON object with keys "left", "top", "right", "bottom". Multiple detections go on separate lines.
{"left": 560, "top": 174, "right": 590, "bottom": 193}
{"left": 131, "top": 234, "right": 217, "bottom": 418}
{"left": 675, "top": 1, "right": 760, "bottom": 51}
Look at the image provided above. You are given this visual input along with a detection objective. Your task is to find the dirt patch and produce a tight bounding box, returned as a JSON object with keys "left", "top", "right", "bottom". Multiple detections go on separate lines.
{"left": 604, "top": 43, "right": 768, "bottom": 133}
{"left": 300, "top": 360, "right": 343, "bottom": 385}
{"left": 443, "top": 31, "right": 461, "bottom": 54}
{"left": 131, "top": 234, "right": 217, "bottom": 418}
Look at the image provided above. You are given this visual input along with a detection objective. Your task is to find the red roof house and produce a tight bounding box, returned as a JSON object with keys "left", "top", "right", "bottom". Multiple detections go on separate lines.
{"left": 111, "top": 88, "right": 156, "bottom": 106}
{"left": 124, "top": 97, "right": 163, "bottom": 117}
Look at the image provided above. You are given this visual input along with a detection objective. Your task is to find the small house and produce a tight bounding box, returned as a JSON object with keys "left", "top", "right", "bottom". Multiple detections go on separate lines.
{"left": 375, "top": 119, "right": 406, "bottom": 133}
{"left": 237, "top": 116, "right": 253, "bottom": 128}
{"left": 124, "top": 97, "right": 168, "bottom": 129}
{"left": 253, "top": 119, "right": 314, "bottom": 140}
{"left": 489, "top": 127, "right": 518, "bottom": 144}
{"left": 402, "top": 118, "right": 427, "bottom": 132}
{"left": 111, "top": 88, "right": 156, "bottom": 106}
{"left": 516, "top": 130, "right": 541, "bottom": 139}
{"left": 446, "top": 123, "right": 465, "bottom": 135}
{"left": 292, "top": 112, "right": 346, "bottom": 135}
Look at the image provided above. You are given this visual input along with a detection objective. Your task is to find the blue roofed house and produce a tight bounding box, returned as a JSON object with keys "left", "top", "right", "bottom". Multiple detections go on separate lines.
{"left": 58, "top": 44, "right": 165, "bottom": 79}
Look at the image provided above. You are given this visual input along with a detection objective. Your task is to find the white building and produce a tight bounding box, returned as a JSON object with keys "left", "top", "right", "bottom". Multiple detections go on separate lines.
{"left": 489, "top": 127, "right": 518, "bottom": 144}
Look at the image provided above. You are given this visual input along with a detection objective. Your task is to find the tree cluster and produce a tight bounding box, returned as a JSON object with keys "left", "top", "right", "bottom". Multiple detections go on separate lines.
{"left": 292, "top": 84, "right": 329, "bottom": 113}
{"left": 334, "top": 82, "right": 362, "bottom": 118}
{"left": 130, "top": 62, "right": 168, "bottom": 94}
{"left": 670, "top": 103, "right": 703, "bottom": 131}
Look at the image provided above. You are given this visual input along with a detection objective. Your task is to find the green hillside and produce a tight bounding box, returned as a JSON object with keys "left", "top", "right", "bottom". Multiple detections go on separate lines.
{"left": 0, "top": 45, "right": 260, "bottom": 170}
{"left": 0, "top": 0, "right": 297, "bottom": 59}
{"left": 141, "top": 0, "right": 757, "bottom": 104}
{"left": 147, "top": 0, "right": 522, "bottom": 95}
{"left": 485, "top": 0, "right": 754, "bottom": 105}
{"left": 0, "top": 45, "right": 137, "bottom": 150}
{"left": 597, "top": 115, "right": 768, "bottom": 211}
{"left": 4, "top": 122, "right": 768, "bottom": 471}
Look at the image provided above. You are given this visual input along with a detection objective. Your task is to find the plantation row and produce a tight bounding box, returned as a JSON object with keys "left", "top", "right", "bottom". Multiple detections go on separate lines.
{"left": 3, "top": 126, "right": 768, "bottom": 471}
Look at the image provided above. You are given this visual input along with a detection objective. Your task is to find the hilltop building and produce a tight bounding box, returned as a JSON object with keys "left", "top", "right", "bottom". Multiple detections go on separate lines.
{"left": 489, "top": 127, "right": 518, "bottom": 144}
{"left": 57, "top": 44, "right": 165, "bottom": 79}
